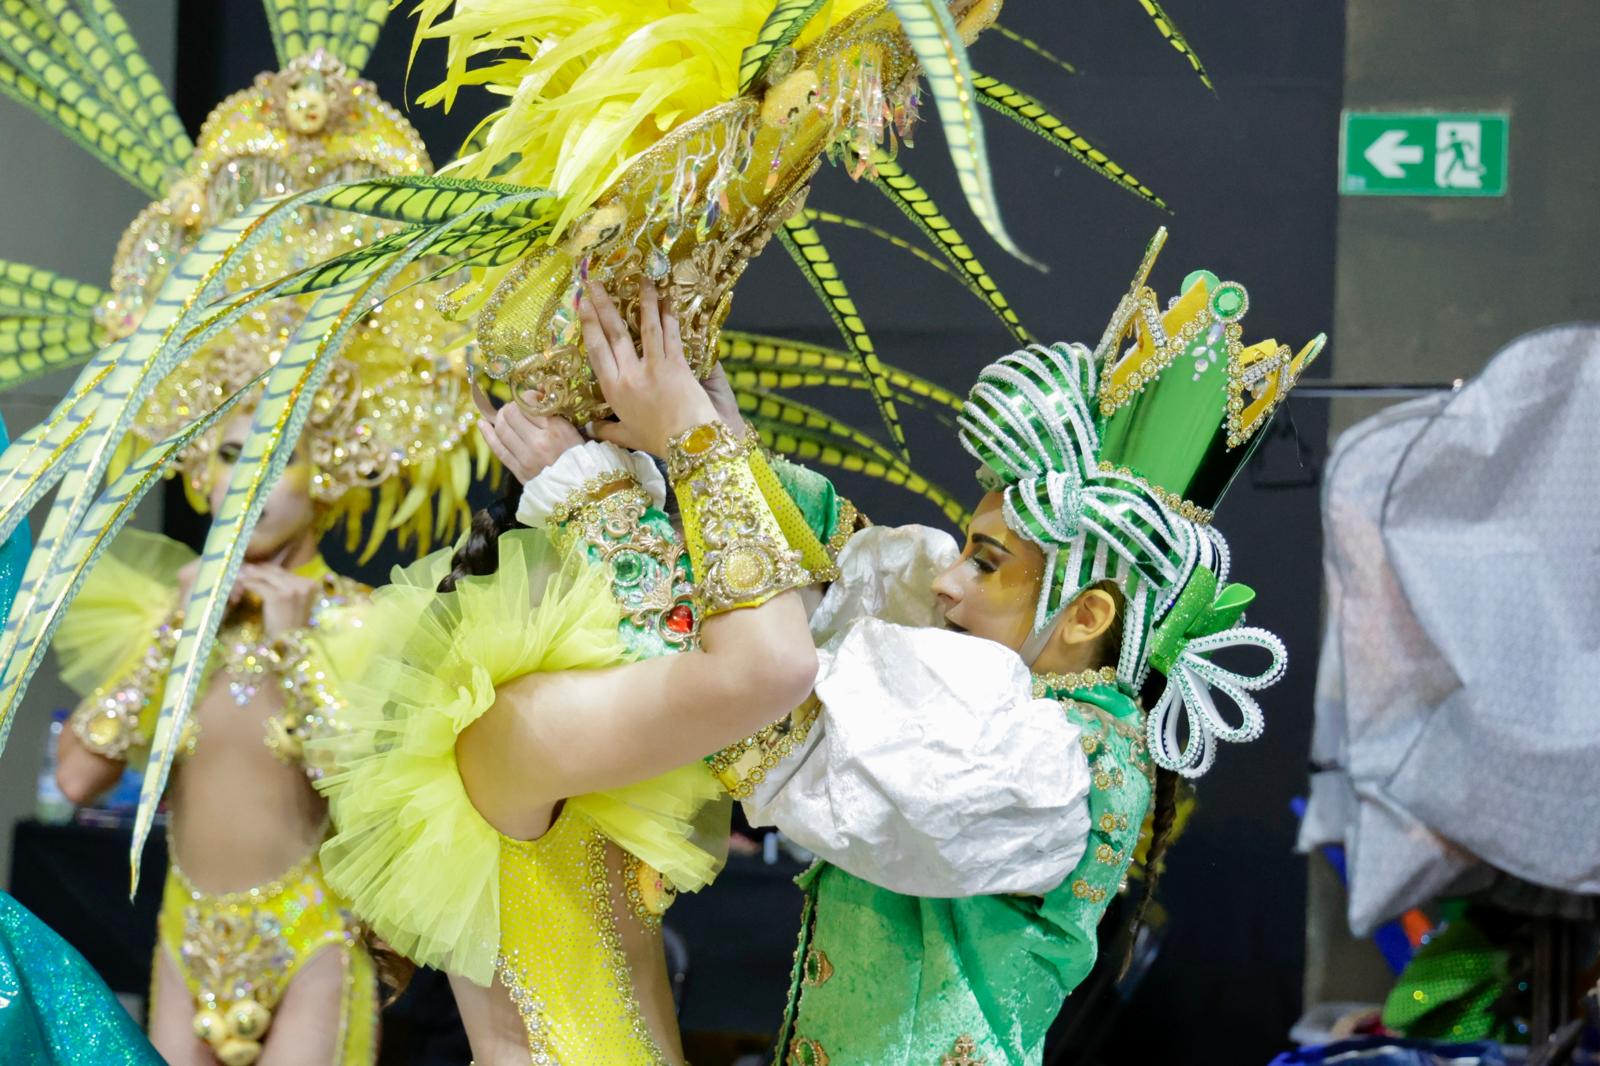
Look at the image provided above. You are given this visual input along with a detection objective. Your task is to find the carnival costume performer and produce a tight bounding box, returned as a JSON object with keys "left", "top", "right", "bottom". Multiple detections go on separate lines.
{"left": 716, "top": 230, "right": 1320, "bottom": 1065}
{"left": 315, "top": 279, "right": 832, "bottom": 1065}
{"left": 0, "top": 2, "right": 487, "bottom": 1062}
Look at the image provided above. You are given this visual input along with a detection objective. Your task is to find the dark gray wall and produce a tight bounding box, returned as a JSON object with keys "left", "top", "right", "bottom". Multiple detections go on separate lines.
{"left": 1333, "top": 0, "right": 1600, "bottom": 433}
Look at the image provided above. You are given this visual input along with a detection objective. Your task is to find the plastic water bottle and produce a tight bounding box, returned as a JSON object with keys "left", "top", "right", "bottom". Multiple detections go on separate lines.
{"left": 36, "top": 708, "right": 74, "bottom": 825}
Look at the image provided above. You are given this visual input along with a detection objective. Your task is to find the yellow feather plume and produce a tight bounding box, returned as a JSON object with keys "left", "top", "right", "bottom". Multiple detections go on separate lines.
{"left": 418, "top": 0, "right": 874, "bottom": 241}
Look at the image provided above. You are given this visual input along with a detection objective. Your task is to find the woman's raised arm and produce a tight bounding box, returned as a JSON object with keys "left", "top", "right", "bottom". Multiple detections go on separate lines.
{"left": 456, "top": 280, "right": 818, "bottom": 831}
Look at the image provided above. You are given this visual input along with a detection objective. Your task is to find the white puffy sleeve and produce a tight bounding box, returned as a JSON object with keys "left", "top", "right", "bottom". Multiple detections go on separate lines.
{"left": 514, "top": 440, "right": 666, "bottom": 529}
{"left": 807, "top": 522, "right": 959, "bottom": 637}
{"left": 744, "top": 614, "right": 1094, "bottom": 898}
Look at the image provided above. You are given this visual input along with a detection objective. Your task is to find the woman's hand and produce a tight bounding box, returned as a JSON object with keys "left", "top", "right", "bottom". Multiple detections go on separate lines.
{"left": 583, "top": 280, "right": 717, "bottom": 458}
{"left": 235, "top": 565, "right": 320, "bottom": 638}
{"left": 478, "top": 393, "right": 584, "bottom": 483}
{"left": 699, "top": 364, "right": 748, "bottom": 437}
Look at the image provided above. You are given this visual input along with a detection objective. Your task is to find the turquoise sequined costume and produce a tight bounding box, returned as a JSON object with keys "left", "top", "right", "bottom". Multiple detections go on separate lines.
{"left": 0, "top": 893, "right": 162, "bottom": 1065}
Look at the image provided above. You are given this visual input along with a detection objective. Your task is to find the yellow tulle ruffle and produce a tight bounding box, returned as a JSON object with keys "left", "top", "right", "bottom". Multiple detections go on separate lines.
{"left": 54, "top": 529, "right": 190, "bottom": 698}
{"left": 315, "top": 529, "right": 727, "bottom": 985}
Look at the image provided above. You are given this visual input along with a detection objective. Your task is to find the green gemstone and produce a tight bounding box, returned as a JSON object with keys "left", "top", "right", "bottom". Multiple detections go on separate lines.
{"left": 1212, "top": 282, "right": 1247, "bottom": 319}
{"left": 612, "top": 551, "right": 645, "bottom": 587}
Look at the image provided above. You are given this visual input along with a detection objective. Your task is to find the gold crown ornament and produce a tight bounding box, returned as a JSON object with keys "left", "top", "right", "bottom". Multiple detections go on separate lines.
{"left": 1094, "top": 227, "right": 1326, "bottom": 518}
{"left": 455, "top": 0, "right": 926, "bottom": 425}
{"left": 400, "top": 0, "right": 1183, "bottom": 434}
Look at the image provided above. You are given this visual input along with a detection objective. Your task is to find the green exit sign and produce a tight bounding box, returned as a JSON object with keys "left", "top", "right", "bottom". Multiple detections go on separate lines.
{"left": 1340, "top": 111, "right": 1508, "bottom": 197}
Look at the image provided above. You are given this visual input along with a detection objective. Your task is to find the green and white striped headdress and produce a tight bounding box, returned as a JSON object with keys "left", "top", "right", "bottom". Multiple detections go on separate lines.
{"left": 956, "top": 337, "right": 1289, "bottom": 777}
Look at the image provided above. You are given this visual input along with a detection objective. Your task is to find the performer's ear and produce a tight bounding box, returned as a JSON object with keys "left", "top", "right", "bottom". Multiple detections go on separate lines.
{"left": 1053, "top": 586, "right": 1119, "bottom": 651}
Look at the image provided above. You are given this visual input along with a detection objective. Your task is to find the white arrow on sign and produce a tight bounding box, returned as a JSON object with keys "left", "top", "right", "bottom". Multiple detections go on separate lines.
{"left": 1364, "top": 129, "right": 1424, "bottom": 179}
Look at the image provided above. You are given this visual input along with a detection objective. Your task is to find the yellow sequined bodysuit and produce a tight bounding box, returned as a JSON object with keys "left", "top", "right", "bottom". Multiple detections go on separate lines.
{"left": 316, "top": 529, "right": 726, "bottom": 1065}
{"left": 496, "top": 809, "right": 681, "bottom": 1062}
{"left": 56, "top": 530, "right": 378, "bottom": 1065}
{"left": 154, "top": 840, "right": 377, "bottom": 1065}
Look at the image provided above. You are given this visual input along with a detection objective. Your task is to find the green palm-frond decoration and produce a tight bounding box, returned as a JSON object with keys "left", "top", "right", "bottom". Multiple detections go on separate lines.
{"left": 312, "top": 175, "right": 550, "bottom": 227}
{"left": 0, "top": 361, "right": 107, "bottom": 538}
{"left": 0, "top": 261, "right": 107, "bottom": 388}
{"left": 804, "top": 209, "right": 955, "bottom": 281}
{"left": 128, "top": 187, "right": 535, "bottom": 878}
{"left": 741, "top": 388, "right": 908, "bottom": 468}
{"left": 747, "top": 407, "right": 968, "bottom": 525}
{"left": 972, "top": 73, "right": 1165, "bottom": 210}
{"left": 802, "top": 207, "right": 1028, "bottom": 352}
{"left": 263, "top": 216, "right": 545, "bottom": 298}
{"left": 0, "top": 320, "right": 99, "bottom": 385}
{"left": 738, "top": 0, "right": 829, "bottom": 92}
{"left": 0, "top": 0, "right": 189, "bottom": 197}
{"left": 266, "top": 0, "right": 343, "bottom": 67}
{"left": 266, "top": 0, "right": 393, "bottom": 70}
{"left": 886, "top": 0, "right": 1041, "bottom": 270}
{"left": 858, "top": 152, "right": 1029, "bottom": 342}
{"left": 1132, "top": 0, "right": 1212, "bottom": 91}
{"left": 727, "top": 365, "right": 955, "bottom": 419}
{"left": 0, "top": 261, "right": 104, "bottom": 318}
{"left": 0, "top": 361, "right": 263, "bottom": 764}
{"left": 720, "top": 331, "right": 964, "bottom": 412}
{"left": 134, "top": 276, "right": 369, "bottom": 883}
{"left": 990, "top": 22, "right": 1077, "bottom": 76}
{"left": 337, "top": 1, "right": 391, "bottom": 72}
{"left": 777, "top": 214, "right": 905, "bottom": 454}
{"left": 69, "top": 0, "right": 189, "bottom": 160}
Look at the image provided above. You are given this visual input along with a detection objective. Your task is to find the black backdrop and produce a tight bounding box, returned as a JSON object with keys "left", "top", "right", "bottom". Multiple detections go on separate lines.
{"left": 170, "top": 3, "right": 1346, "bottom": 1062}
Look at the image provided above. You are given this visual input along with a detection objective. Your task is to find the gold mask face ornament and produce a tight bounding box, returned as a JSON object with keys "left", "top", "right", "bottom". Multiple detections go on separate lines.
{"left": 284, "top": 73, "right": 330, "bottom": 135}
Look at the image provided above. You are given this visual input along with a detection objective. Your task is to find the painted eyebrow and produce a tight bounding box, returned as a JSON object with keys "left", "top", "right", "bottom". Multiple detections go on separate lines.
{"left": 972, "top": 532, "right": 1014, "bottom": 556}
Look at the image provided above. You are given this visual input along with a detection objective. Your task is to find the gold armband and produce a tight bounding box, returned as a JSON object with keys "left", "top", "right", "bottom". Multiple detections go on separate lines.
{"left": 706, "top": 695, "right": 821, "bottom": 799}
{"left": 668, "top": 420, "right": 809, "bottom": 617}
{"left": 745, "top": 442, "right": 840, "bottom": 584}
{"left": 68, "top": 614, "right": 181, "bottom": 760}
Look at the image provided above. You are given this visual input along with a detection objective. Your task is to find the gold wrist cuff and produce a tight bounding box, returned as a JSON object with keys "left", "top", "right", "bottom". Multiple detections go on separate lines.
{"left": 706, "top": 696, "right": 821, "bottom": 799}
{"left": 69, "top": 700, "right": 145, "bottom": 760}
{"left": 547, "top": 470, "right": 643, "bottom": 527}
{"left": 670, "top": 421, "right": 809, "bottom": 616}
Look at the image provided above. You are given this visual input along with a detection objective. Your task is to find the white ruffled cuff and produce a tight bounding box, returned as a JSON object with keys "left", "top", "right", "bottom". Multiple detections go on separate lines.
{"left": 514, "top": 441, "right": 667, "bottom": 529}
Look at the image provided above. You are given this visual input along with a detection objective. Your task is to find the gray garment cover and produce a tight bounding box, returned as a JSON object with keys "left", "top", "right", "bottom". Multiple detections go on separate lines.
{"left": 1303, "top": 323, "right": 1600, "bottom": 934}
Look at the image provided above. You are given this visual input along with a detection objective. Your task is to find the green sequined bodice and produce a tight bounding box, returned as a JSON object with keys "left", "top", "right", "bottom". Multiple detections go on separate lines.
{"left": 777, "top": 683, "right": 1152, "bottom": 1066}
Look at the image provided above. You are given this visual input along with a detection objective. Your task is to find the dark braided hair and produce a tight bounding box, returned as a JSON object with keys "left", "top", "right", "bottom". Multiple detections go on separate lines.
{"left": 1081, "top": 580, "right": 1182, "bottom": 976}
{"left": 1123, "top": 765, "right": 1181, "bottom": 976}
{"left": 437, "top": 486, "right": 523, "bottom": 593}
{"left": 367, "top": 931, "right": 417, "bottom": 1007}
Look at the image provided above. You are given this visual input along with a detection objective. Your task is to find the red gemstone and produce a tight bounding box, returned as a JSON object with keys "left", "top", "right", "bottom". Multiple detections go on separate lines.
{"left": 665, "top": 604, "right": 695, "bottom": 634}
